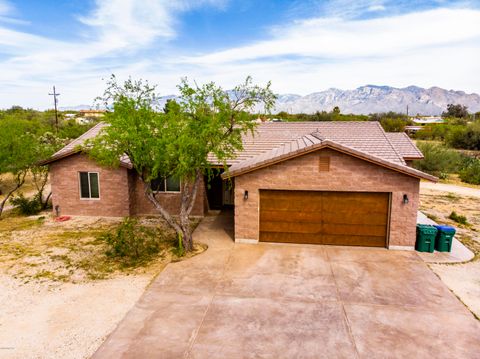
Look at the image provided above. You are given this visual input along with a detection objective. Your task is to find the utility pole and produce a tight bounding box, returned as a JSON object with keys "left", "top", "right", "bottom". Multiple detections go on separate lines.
{"left": 49, "top": 86, "right": 60, "bottom": 132}
{"left": 406, "top": 105, "right": 409, "bottom": 117}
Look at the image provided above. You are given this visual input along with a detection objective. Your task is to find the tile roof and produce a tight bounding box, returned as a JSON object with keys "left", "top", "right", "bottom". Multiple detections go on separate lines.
{"left": 39, "top": 122, "right": 132, "bottom": 168}
{"left": 222, "top": 132, "right": 437, "bottom": 182}
{"left": 41, "top": 121, "right": 435, "bottom": 181}
{"left": 386, "top": 132, "right": 424, "bottom": 159}
{"left": 210, "top": 121, "right": 406, "bottom": 166}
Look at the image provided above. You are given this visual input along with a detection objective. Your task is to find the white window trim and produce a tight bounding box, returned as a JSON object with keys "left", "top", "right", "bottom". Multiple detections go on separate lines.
{"left": 79, "top": 171, "right": 101, "bottom": 200}
{"left": 152, "top": 177, "right": 181, "bottom": 194}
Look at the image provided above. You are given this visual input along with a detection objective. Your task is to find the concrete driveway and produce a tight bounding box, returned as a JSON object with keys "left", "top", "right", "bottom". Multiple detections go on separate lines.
{"left": 93, "top": 212, "right": 480, "bottom": 359}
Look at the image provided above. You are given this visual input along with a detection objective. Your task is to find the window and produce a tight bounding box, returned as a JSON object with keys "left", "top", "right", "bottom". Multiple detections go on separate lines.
{"left": 151, "top": 176, "right": 180, "bottom": 192}
{"left": 79, "top": 172, "right": 100, "bottom": 199}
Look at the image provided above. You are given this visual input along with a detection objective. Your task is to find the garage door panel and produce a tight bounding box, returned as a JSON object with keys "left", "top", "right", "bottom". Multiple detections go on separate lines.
{"left": 322, "top": 199, "right": 388, "bottom": 212}
{"left": 260, "top": 210, "right": 387, "bottom": 226}
{"left": 259, "top": 190, "right": 389, "bottom": 247}
{"left": 322, "top": 234, "right": 386, "bottom": 247}
{"left": 260, "top": 231, "right": 323, "bottom": 244}
{"left": 260, "top": 210, "right": 325, "bottom": 224}
{"left": 320, "top": 212, "right": 388, "bottom": 226}
{"left": 261, "top": 198, "right": 323, "bottom": 212}
{"left": 260, "top": 220, "right": 323, "bottom": 234}
{"left": 322, "top": 223, "right": 386, "bottom": 237}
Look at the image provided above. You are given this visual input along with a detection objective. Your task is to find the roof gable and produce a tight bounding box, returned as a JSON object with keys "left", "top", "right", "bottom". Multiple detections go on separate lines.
{"left": 222, "top": 132, "right": 437, "bottom": 182}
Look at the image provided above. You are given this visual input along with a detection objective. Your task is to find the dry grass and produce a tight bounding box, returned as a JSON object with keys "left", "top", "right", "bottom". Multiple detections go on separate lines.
{"left": 0, "top": 213, "right": 205, "bottom": 284}
{"left": 440, "top": 174, "right": 480, "bottom": 189}
{"left": 0, "top": 173, "right": 37, "bottom": 202}
{"left": 420, "top": 191, "right": 480, "bottom": 259}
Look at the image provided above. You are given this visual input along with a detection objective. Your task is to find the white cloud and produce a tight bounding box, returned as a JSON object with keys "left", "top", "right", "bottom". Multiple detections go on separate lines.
{"left": 0, "top": 0, "right": 12, "bottom": 15}
{"left": 0, "top": 0, "right": 228, "bottom": 108}
{"left": 0, "top": 2, "right": 479, "bottom": 109}
{"left": 184, "top": 8, "right": 480, "bottom": 64}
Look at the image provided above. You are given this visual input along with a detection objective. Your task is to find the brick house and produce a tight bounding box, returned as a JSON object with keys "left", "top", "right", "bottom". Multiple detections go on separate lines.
{"left": 41, "top": 121, "right": 436, "bottom": 249}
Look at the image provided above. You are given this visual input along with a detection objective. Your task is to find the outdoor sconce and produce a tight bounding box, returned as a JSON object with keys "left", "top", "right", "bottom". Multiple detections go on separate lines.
{"left": 244, "top": 190, "right": 249, "bottom": 200}
{"left": 55, "top": 205, "right": 60, "bottom": 217}
{"left": 403, "top": 194, "right": 409, "bottom": 204}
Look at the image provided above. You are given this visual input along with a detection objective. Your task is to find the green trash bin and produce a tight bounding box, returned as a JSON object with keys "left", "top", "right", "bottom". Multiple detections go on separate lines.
{"left": 416, "top": 224, "right": 437, "bottom": 253}
{"left": 434, "top": 225, "right": 456, "bottom": 252}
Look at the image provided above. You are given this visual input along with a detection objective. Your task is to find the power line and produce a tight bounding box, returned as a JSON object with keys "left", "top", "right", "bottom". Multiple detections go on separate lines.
{"left": 48, "top": 86, "right": 60, "bottom": 132}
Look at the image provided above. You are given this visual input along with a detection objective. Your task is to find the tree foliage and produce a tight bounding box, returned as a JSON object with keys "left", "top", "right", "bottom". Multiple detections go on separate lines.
{"left": 88, "top": 75, "right": 276, "bottom": 251}
{"left": 442, "top": 104, "right": 469, "bottom": 119}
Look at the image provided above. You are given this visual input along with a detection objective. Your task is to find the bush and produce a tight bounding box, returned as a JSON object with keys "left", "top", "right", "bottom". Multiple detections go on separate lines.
{"left": 102, "top": 217, "right": 163, "bottom": 266}
{"left": 459, "top": 158, "right": 480, "bottom": 185}
{"left": 378, "top": 118, "right": 411, "bottom": 132}
{"left": 449, "top": 211, "right": 468, "bottom": 225}
{"left": 9, "top": 193, "right": 42, "bottom": 215}
{"left": 445, "top": 123, "right": 480, "bottom": 150}
{"left": 413, "top": 142, "right": 464, "bottom": 176}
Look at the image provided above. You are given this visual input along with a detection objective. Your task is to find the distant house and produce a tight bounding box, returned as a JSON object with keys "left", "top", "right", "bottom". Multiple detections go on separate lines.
{"left": 40, "top": 121, "right": 436, "bottom": 250}
{"left": 75, "top": 110, "right": 106, "bottom": 125}
{"left": 412, "top": 116, "right": 444, "bottom": 125}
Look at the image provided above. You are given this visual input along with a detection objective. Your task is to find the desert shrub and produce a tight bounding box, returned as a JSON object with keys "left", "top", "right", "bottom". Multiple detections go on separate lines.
{"left": 102, "top": 217, "right": 164, "bottom": 266}
{"left": 9, "top": 193, "right": 42, "bottom": 215}
{"left": 459, "top": 158, "right": 480, "bottom": 185}
{"left": 445, "top": 123, "right": 480, "bottom": 150}
{"left": 448, "top": 211, "right": 468, "bottom": 225}
{"left": 378, "top": 117, "right": 411, "bottom": 132}
{"left": 413, "top": 142, "right": 464, "bottom": 176}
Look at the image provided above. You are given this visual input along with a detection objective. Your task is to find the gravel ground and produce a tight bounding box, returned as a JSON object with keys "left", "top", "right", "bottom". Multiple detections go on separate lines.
{"left": 420, "top": 183, "right": 480, "bottom": 319}
{"left": 0, "top": 273, "right": 151, "bottom": 359}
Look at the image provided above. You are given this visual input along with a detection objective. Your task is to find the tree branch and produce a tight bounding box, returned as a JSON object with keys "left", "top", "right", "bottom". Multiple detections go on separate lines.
{"left": 143, "top": 182, "right": 182, "bottom": 234}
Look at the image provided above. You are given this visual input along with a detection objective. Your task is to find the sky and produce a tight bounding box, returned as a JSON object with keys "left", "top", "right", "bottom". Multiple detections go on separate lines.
{"left": 0, "top": 0, "right": 480, "bottom": 109}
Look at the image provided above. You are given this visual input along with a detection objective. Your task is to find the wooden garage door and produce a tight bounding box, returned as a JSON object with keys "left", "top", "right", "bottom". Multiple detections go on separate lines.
{"left": 259, "top": 190, "right": 390, "bottom": 247}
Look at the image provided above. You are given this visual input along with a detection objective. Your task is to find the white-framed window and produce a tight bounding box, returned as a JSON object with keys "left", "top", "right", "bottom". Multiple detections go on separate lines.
{"left": 151, "top": 176, "right": 181, "bottom": 193}
{"left": 79, "top": 172, "right": 100, "bottom": 199}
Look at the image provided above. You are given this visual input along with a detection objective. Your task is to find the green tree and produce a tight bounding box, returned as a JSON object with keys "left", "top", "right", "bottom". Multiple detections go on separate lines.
{"left": 442, "top": 104, "right": 469, "bottom": 119}
{"left": 163, "top": 99, "right": 181, "bottom": 114}
{"left": 88, "top": 75, "right": 276, "bottom": 251}
{"left": 0, "top": 118, "right": 38, "bottom": 217}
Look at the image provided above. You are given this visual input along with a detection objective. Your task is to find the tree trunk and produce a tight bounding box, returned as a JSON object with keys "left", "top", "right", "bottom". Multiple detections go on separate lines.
{"left": 143, "top": 172, "right": 201, "bottom": 253}
{"left": 0, "top": 171, "right": 27, "bottom": 218}
{"left": 43, "top": 192, "right": 52, "bottom": 210}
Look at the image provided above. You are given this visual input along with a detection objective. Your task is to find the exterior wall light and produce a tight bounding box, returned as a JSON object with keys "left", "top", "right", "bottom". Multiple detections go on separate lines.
{"left": 403, "top": 194, "right": 409, "bottom": 204}
{"left": 244, "top": 190, "right": 249, "bottom": 200}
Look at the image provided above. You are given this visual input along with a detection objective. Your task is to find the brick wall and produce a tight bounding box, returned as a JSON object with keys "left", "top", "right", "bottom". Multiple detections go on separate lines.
{"left": 49, "top": 153, "right": 206, "bottom": 218}
{"left": 50, "top": 153, "right": 130, "bottom": 217}
{"left": 130, "top": 174, "right": 206, "bottom": 217}
{"left": 234, "top": 148, "right": 420, "bottom": 247}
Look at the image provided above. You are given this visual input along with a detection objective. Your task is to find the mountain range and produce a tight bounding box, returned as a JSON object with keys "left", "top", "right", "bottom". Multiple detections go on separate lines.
{"left": 61, "top": 85, "right": 480, "bottom": 116}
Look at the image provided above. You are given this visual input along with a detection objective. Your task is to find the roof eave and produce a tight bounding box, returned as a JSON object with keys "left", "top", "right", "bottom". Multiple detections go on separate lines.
{"left": 38, "top": 150, "right": 133, "bottom": 169}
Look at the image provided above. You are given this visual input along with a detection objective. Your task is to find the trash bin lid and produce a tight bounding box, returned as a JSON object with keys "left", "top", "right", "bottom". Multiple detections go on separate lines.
{"left": 434, "top": 225, "right": 456, "bottom": 232}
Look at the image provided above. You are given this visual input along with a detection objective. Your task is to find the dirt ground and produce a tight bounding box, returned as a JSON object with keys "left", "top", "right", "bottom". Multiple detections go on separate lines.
{"left": 0, "top": 212, "right": 203, "bottom": 359}
{"left": 420, "top": 185, "right": 480, "bottom": 319}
